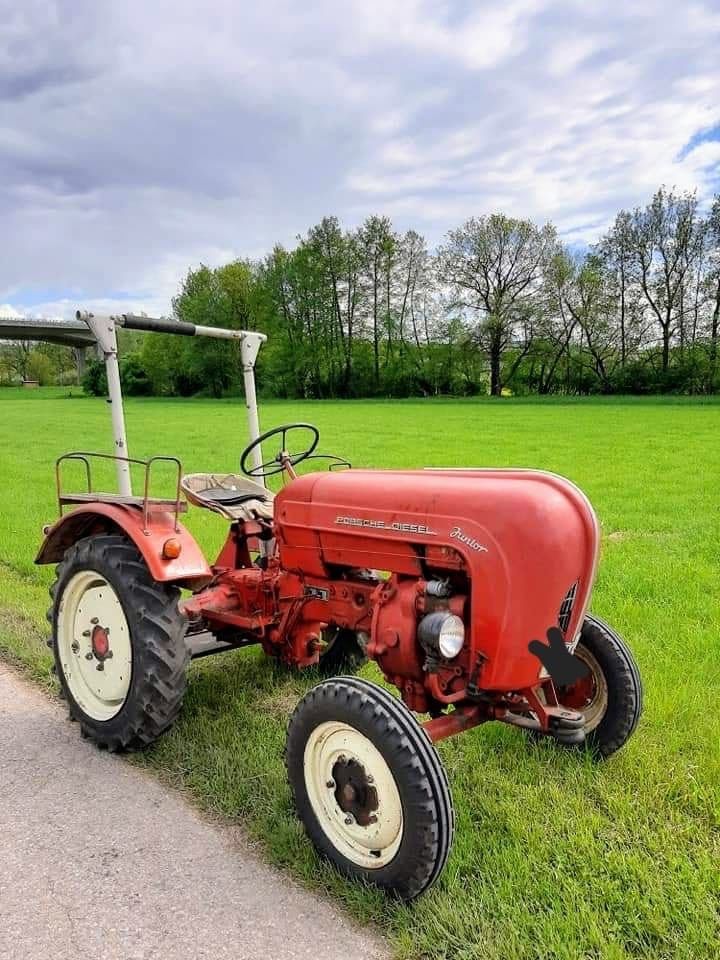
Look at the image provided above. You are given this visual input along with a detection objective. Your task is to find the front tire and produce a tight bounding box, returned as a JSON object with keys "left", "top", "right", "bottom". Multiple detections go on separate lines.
{"left": 49, "top": 533, "right": 189, "bottom": 751}
{"left": 286, "top": 677, "right": 454, "bottom": 900}
{"left": 556, "top": 614, "right": 643, "bottom": 758}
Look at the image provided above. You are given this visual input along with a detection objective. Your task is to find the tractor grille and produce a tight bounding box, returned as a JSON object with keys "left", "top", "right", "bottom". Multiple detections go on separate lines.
{"left": 558, "top": 581, "right": 578, "bottom": 635}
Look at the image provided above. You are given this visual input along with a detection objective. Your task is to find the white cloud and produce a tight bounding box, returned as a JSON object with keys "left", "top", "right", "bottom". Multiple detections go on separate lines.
{"left": 1, "top": 0, "right": 718, "bottom": 318}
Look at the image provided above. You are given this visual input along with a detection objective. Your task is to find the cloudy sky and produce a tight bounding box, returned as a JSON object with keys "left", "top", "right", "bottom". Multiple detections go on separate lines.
{"left": 2, "top": 0, "right": 719, "bottom": 320}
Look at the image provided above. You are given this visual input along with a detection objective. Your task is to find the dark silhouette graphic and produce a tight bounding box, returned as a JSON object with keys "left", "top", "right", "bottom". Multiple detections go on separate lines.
{"left": 528, "top": 626, "right": 590, "bottom": 687}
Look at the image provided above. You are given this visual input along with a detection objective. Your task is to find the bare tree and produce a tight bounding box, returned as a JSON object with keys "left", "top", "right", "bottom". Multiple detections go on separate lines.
{"left": 309, "top": 217, "right": 363, "bottom": 394}
{"left": 629, "top": 187, "right": 705, "bottom": 371}
{"left": 359, "top": 216, "right": 396, "bottom": 387}
{"left": 557, "top": 253, "right": 625, "bottom": 391}
{"left": 536, "top": 251, "right": 583, "bottom": 393}
{"left": 598, "top": 210, "right": 637, "bottom": 366}
{"left": 706, "top": 196, "right": 720, "bottom": 374}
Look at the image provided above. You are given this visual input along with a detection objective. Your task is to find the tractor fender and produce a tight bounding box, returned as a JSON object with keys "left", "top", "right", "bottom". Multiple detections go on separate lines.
{"left": 35, "top": 503, "right": 212, "bottom": 585}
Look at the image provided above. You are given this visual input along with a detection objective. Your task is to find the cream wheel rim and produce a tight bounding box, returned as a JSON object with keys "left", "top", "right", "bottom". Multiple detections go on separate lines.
{"left": 573, "top": 645, "right": 609, "bottom": 732}
{"left": 56, "top": 569, "right": 132, "bottom": 722}
{"left": 303, "top": 721, "right": 404, "bottom": 869}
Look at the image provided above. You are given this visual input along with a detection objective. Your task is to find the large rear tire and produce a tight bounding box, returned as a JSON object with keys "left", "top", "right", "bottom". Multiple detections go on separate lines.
{"left": 48, "top": 533, "right": 189, "bottom": 751}
{"left": 315, "top": 627, "right": 367, "bottom": 676}
{"left": 286, "top": 677, "right": 454, "bottom": 900}
{"left": 556, "top": 614, "right": 643, "bottom": 758}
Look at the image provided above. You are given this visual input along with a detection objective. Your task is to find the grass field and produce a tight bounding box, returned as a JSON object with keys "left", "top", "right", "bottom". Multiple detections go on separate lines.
{"left": 1, "top": 387, "right": 719, "bottom": 960}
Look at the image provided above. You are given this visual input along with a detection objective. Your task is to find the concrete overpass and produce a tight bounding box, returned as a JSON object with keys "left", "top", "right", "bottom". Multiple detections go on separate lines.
{"left": 0, "top": 316, "right": 97, "bottom": 379}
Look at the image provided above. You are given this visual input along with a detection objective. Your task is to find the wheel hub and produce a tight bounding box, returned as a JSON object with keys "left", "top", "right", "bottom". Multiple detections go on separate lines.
{"left": 556, "top": 644, "right": 608, "bottom": 732}
{"left": 91, "top": 625, "right": 111, "bottom": 661}
{"left": 558, "top": 671, "right": 596, "bottom": 710}
{"left": 331, "top": 757, "right": 379, "bottom": 826}
{"left": 303, "top": 720, "right": 404, "bottom": 869}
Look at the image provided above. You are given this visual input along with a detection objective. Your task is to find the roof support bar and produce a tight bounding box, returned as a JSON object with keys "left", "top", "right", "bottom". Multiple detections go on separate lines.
{"left": 80, "top": 313, "right": 132, "bottom": 496}
{"left": 75, "top": 312, "right": 268, "bottom": 494}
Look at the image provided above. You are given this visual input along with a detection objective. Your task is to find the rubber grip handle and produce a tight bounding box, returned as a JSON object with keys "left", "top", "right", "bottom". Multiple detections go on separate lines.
{"left": 122, "top": 314, "right": 196, "bottom": 336}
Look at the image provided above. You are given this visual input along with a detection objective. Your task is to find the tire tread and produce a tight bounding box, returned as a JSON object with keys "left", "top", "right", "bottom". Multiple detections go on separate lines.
{"left": 286, "top": 676, "right": 454, "bottom": 900}
{"left": 578, "top": 613, "right": 643, "bottom": 758}
{"left": 48, "top": 533, "right": 188, "bottom": 751}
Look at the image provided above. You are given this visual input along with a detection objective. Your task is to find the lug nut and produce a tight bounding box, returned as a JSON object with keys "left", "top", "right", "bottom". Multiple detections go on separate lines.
{"left": 366, "top": 775, "right": 374, "bottom": 784}
{"left": 71, "top": 641, "right": 80, "bottom": 654}
{"left": 368, "top": 815, "right": 378, "bottom": 824}
{"left": 344, "top": 816, "right": 353, "bottom": 825}
{"left": 96, "top": 663, "right": 104, "bottom": 672}
{"left": 326, "top": 780, "right": 335, "bottom": 789}
{"left": 90, "top": 617, "right": 99, "bottom": 625}
{"left": 106, "top": 650, "right": 113, "bottom": 659}
{"left": 82, "top": 630, "right": 91, "bottom": 638}
{"left": 85, "top": 652, "right": 94, "bottom": 661}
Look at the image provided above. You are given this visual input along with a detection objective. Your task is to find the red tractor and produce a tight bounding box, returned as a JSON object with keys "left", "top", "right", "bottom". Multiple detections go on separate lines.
{"left": 37, "top": 312, "right": 642, "bottom": 900}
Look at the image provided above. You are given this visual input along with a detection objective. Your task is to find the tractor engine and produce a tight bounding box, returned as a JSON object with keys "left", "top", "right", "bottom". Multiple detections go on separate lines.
{"left": 273, "top": 466, "right": 600, "bottom": 715}
{"left": 364, "top": 575, "right": 469, "bottom": 713}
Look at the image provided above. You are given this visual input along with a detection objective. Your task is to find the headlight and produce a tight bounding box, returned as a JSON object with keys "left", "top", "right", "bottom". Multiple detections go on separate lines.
{"left": 418, "top": 611, "right": 465, "bottom": 660}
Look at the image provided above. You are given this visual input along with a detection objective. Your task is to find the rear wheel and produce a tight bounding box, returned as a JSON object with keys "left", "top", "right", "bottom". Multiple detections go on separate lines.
{"left": 316, "top": 627, "right": 367, "bottom": 676}
{"left": 556, "top": 614, "right": 642, "bottom": 758}
{"left": 49, "top": 533, "right": 189, "bottom": 751}
{"left": 286, "top": 677, "right": 454, "bottom": 900}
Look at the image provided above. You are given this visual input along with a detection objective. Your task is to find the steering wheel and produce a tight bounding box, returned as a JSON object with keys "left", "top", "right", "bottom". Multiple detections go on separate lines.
{"left": 240, "top": 423, "right": 320, "bottom": 478}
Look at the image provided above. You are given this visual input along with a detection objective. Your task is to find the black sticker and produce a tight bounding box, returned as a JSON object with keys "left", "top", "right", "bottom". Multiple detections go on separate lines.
{"left": 528, "top": 626, "right": 590, "bottom": 687}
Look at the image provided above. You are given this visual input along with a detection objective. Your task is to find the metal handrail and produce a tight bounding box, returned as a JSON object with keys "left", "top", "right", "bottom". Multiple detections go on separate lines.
{"left": 56, "top": 451, "right": 184, "bottom": 532}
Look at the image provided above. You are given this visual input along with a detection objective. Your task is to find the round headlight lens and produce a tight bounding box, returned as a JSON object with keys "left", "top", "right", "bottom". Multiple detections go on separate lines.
{"left": 438, "top": 614, "right": 465, "bottom": 659}
{"left": 418, "top": 610, "right": 466, "bottom": 659}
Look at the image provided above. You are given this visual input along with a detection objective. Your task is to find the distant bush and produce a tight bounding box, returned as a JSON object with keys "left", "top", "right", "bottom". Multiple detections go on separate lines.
{"left": 81, "top": 359, "right": 107, "bottom": 396}
{"left": 120, "top": 355, "right": 152, "bottom": 395}
{"left": 82, "top": 354, "right": 152, "bottom": 397}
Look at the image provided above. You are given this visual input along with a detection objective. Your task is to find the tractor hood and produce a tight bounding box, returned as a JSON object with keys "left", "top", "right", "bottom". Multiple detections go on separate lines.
{"left": 275, "top": 468, "right": 600, "bottom": 690}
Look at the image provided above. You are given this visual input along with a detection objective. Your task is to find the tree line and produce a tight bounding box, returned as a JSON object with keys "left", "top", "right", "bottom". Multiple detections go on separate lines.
{"left": 0, "top": 339, "right": 78, "bottom": 386}
{"left": 5, "top": 185, "right": 720, "bottom": 398}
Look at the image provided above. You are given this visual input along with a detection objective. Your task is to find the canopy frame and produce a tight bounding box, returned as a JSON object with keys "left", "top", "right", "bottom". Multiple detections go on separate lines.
{"left": 76, "top": 311, "right": 267, "bottom": 497}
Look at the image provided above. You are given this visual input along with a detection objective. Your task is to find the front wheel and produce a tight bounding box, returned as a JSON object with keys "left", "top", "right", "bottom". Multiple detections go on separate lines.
{"left": 286, "top": 677, "right": 454, "bottom": 900}
{"left": 556, "top": 614, "right": 643, "bottom": 758}
{"left": 49, "top": 533, "right": 189, "bottom": 751}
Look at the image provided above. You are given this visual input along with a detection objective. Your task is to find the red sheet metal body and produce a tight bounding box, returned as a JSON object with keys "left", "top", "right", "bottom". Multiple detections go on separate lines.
{"left": 35, "top": 504, "right": 212, "bottom": 585}
{"left": 274, "top": 468, "right": 599, "bottom": 691}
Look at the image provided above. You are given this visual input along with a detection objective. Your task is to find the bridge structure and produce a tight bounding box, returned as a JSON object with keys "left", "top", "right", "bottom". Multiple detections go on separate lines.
{"left": 0, "top": 316, "right": 97, "bottom": 380}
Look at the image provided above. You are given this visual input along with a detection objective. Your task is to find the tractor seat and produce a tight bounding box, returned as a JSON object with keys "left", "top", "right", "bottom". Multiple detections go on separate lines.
{"left": 180, "top": 473, "right": 274, "bottom": 521}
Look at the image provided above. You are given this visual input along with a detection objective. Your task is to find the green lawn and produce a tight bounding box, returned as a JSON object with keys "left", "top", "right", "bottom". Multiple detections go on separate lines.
{"left": 0, "top": 387, "right": 718, "bottom": 960}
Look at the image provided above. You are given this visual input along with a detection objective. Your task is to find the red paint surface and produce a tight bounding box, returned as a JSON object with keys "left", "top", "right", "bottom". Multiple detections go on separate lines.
{"left": 36, "top": 504, "right": 211, "bottom": 584}
{"left": 275, "top": 469, "right": 599, "bottom": 691}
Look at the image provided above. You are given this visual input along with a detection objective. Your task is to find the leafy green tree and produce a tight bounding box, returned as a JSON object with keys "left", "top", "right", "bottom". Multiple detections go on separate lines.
{"left": 0, "top": 340, "right": 33, "bottom": 381}
{"left": 140, "top": 260, "right": 260, "bottom": 397}
{"left": 27, "top": 350, "right": 54, "bottom": 385}
{"left": 437, "top": 215, "right": 558, "bottom": 395}
{"left": 36, "top": 343, "right": 77, "bottom": 383}
{"left": 69, "top": 192, "right": 720, "bottom": 401}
